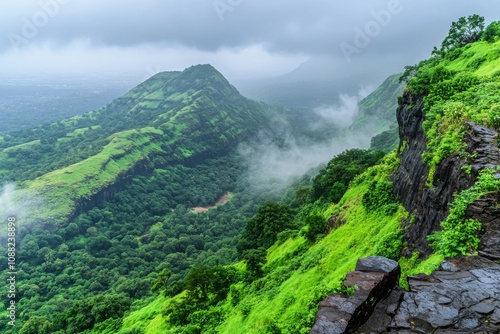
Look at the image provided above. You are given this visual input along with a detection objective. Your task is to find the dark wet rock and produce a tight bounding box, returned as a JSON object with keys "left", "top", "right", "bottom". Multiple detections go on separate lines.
{"left": 392, "top": 91, "right": 472, "bottom": 256}
{"left": 392, "top": 89, "right": 500, "bottom": 257}
{"left": 391, "top": 256, "right": 500, "bottom": 333}
{"left": 440, "top": 256, "right": 498, "bottom": 271}
{"left": 355, "top": 256, "right": 400, "bottom": 276}
{"left": 311, "top": 256, "right": 500, "bottom": 333}
{"left": 471, "top": 299, "right": 495, "bottom": 315}
{"left": 466, "top": 191, "right": 500, "bottom": 260}
{"left": 310, "top": 257, "right": 401, "bottom": 334}
{"left": 491, "top": 308, "right": 500, "bottom": 324}
{"left": 355, "top": 288, "right": 404, "bottom": 333}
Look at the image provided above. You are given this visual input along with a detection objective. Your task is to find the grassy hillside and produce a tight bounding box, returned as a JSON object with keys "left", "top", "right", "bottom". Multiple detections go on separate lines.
{"left": 111, "top": 151, "right": 443, "bottom": 334}
{"left": 353, "top": 74, "right": 404, "bottom": 131}
{"left": 406, "top": 39, "right": 500, "bottom": 181}
{"left": 0, "top": 65, "right": 273, "bottom": 226}
{"left": 107, "top": 19, "right": 500, "bottom": 334}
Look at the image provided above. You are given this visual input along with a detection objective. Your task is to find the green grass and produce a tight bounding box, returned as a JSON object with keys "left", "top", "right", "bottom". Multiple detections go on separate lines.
{"left": 26, "top": 127, "right": 165, "bottom": 224}
{"left": 410, "top": 40, "right": 500, "bottom": 184}
{"left": 2, "top": 140, "right": 40, "bottom": 153}
{"left": 118, "top": 150, "right": 443, "bottom": 333}
{"left": 444, "top": 41, "right": 500, "bottom": 76}
{"left": 117, "top": 295, "right": 171, "bottom": 334}
{"left": 66, "top": 125, "right": 101, "bottom": 137}
{"left": 215, "top": 152, "right": 407, "bottom": 333}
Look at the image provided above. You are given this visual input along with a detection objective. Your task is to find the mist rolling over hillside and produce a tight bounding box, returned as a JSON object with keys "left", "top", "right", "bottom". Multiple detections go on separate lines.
{"left": 2, "top": 2, "right": 500, "bottom": 334}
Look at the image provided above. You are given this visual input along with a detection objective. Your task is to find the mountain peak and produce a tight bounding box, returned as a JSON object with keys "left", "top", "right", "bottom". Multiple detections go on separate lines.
{"left": 137, "top": 64, "right": 238, "bottom": 98}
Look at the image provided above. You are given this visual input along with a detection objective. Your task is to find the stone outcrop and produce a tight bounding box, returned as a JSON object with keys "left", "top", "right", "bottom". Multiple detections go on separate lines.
{"left": 392, "top": 90, "right": 500, "bottom": 256}
{"left": 311, "top": 256, "right": 500, "bottom": 334}
{"left": 310, "top": 256, "right": 400, "bottom": 334}
{"left": 326, "top": 214, "right": 346, "bottom": 234}
{"left": 388, "top": 256, "right": 500, "bottom": 333}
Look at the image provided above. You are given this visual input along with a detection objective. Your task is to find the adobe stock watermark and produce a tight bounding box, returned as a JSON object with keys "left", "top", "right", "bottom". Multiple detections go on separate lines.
{"left": 339, "top": 0, "right": 408, "bottom": 64}
{"left": 213, "top": 0, "right": 243, "bottom": 21}
{"left": 7, "top": 0, "right": 72, "bottom": 51}
{"left": 6, "top": 216, "right": 17, "bottom": 327}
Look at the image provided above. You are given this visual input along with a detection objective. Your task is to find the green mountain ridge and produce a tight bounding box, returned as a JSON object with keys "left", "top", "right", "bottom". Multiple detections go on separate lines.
{"left": 92, "top": 21, "right": 500, "bottom": 334}
{"left": 0, "top": 62, "right": 414, "bottom": 334}
{"left": 0, "top": 64, "right": 276, "bottom": 226}
{"left": 6, "top": 20, "right": 500, "bottom": 332}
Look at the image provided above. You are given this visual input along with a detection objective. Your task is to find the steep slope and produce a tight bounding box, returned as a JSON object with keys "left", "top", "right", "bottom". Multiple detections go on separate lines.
{"left": 311, "top": 24, "right": 500, "bottom": 333}
{"left": 118, "top": 26, "right": 500, "bottom": 334}
{"left": 350, "top": 74, "right": 405, "bottom": 152}
{"left": 393, "top": 39, "right": 500, "bottom": 257}
{"left": 0, "top": 65, "right": 274, "bottom": 226}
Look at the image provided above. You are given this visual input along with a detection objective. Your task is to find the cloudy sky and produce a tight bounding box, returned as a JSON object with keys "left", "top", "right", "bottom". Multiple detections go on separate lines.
{"left": 1, "top": 0, "right": 499, "bottom": 84}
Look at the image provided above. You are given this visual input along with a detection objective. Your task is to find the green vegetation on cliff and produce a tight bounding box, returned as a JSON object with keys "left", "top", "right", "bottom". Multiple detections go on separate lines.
{"left": 6, "top": 16, "right": 500, "bottom": 333}
{"left": 107, "top": 16, "right": 500, "bottom": 334}
{"left": 401, "top": 17, "right": 500, "bottom": 256}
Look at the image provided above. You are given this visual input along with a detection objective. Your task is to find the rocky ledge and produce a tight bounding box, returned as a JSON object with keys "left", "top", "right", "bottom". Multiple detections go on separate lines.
{"left": 311, "top": 256, "right": 500, "bottom": 333}
{"left": 392, "top": 88, "right": 500, "bottom": 257}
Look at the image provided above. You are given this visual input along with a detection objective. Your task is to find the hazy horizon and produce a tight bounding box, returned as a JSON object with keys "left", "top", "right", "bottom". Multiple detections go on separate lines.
{"left": 2, "top": 1, "right": 500, "bottom": 87}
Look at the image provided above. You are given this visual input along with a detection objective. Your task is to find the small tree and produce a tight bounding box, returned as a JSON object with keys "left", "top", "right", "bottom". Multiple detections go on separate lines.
{"left": 304, "top": 215, "right": 327, "bottom": 243}
{"left": 438, "top": 15, "right": 485, "bottom": 53}
{"left": 151, "top": 268, "right": 172, "bottom": 294}
{"left": 184, "top": 264, "right": 212, "bottom": 302}
{"left": 483, "top": 21, "right": 500, "bottom": 42}
{"left": 243, "top": 248, "right": 267, "bottom": 278}
{"left": 237, "top": 202, "right": 295, "bottom": 254}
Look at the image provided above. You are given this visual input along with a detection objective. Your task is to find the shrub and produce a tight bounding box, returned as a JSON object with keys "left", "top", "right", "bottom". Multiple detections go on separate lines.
{"left": 482, "top": 21, "right": 500, "bottom": 42}
{"left": 362, "top": 180, "right": 397, "bottom": 212}
{"left": 428, "top": 169, "right": 500, "bottom": 256}
{"left": 488, "top": 104, "right": 500, "bottom": 130}
{"left": 304, "top": 215, "right": 327, "bottom": 243}
{"left": 374, "top": 230, "right": 404, "bottom": 260}
{"left": 467, "top": 57, "right": 487, "bottom": 70}
{"left": 277, "top": 229, "right": 299, "bottom": 243}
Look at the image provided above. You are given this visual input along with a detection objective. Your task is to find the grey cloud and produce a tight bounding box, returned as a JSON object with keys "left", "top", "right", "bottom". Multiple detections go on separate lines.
{"left": 3, "top": 0, "right": 500, "bottom": 55}
{"left": 1, "top": 0, "right": 500, "bottom": 83}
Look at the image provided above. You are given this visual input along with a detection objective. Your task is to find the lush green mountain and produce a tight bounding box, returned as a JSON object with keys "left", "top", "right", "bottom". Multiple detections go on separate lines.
{"left": 80, "top": 18, "right": 500, "bottom": 334}
{"left": 0, "top": 64, "right": 276, "bottom": 226}
{"left": 0, "top": 66, "right": 408, "bottom": 334}
{"left": 5, "top": 17, "right": 500, "bottom": 333}
{"left": 349, "top": 74, "right": 405, "bottom": 152}
{"left": 0, "top": 65, "right": 289, "bottom": 334}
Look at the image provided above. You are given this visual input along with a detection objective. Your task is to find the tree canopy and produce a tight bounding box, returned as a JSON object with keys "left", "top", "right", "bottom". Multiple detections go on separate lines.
{"left": 435, "top": 15, "right": 485, "bottom": 55}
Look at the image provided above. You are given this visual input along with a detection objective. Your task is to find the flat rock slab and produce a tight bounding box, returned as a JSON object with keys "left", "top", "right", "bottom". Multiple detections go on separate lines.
{"left": 355, "top": 256, "right": 400, "bottom": 275}
{"left": 390, "top": 257, "right": 500, "bottom": 333}
{"left": 312, "top": 256, "right": 500, "bottom": 333}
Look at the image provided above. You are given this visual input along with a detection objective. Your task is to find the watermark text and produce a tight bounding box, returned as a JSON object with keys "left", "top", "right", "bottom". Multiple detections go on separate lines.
{"left": 6, "top": 216, "right": 17, "bottom": 327}
{"left": 7, "top": 0, "right": 72, "bottom": 51}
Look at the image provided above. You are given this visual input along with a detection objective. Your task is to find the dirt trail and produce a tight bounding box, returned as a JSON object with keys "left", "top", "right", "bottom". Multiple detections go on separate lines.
{"left": 192, "top": 192, "right": 233, "bottom": 213}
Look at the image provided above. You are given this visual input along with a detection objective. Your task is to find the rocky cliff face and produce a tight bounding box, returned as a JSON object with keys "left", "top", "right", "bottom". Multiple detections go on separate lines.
{"left": 392, "top": 90, "right": 500, "bottom": 257}
{"left": 311, "top": 88, "right": 500, "bottom": 333}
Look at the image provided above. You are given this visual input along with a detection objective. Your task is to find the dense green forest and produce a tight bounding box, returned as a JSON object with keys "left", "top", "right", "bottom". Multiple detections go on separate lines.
{"left": 0, "top": 62, "right": 375, "bottom": 333}
{"left": 2, "top": 15, "right": 499, "bottom": 334}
